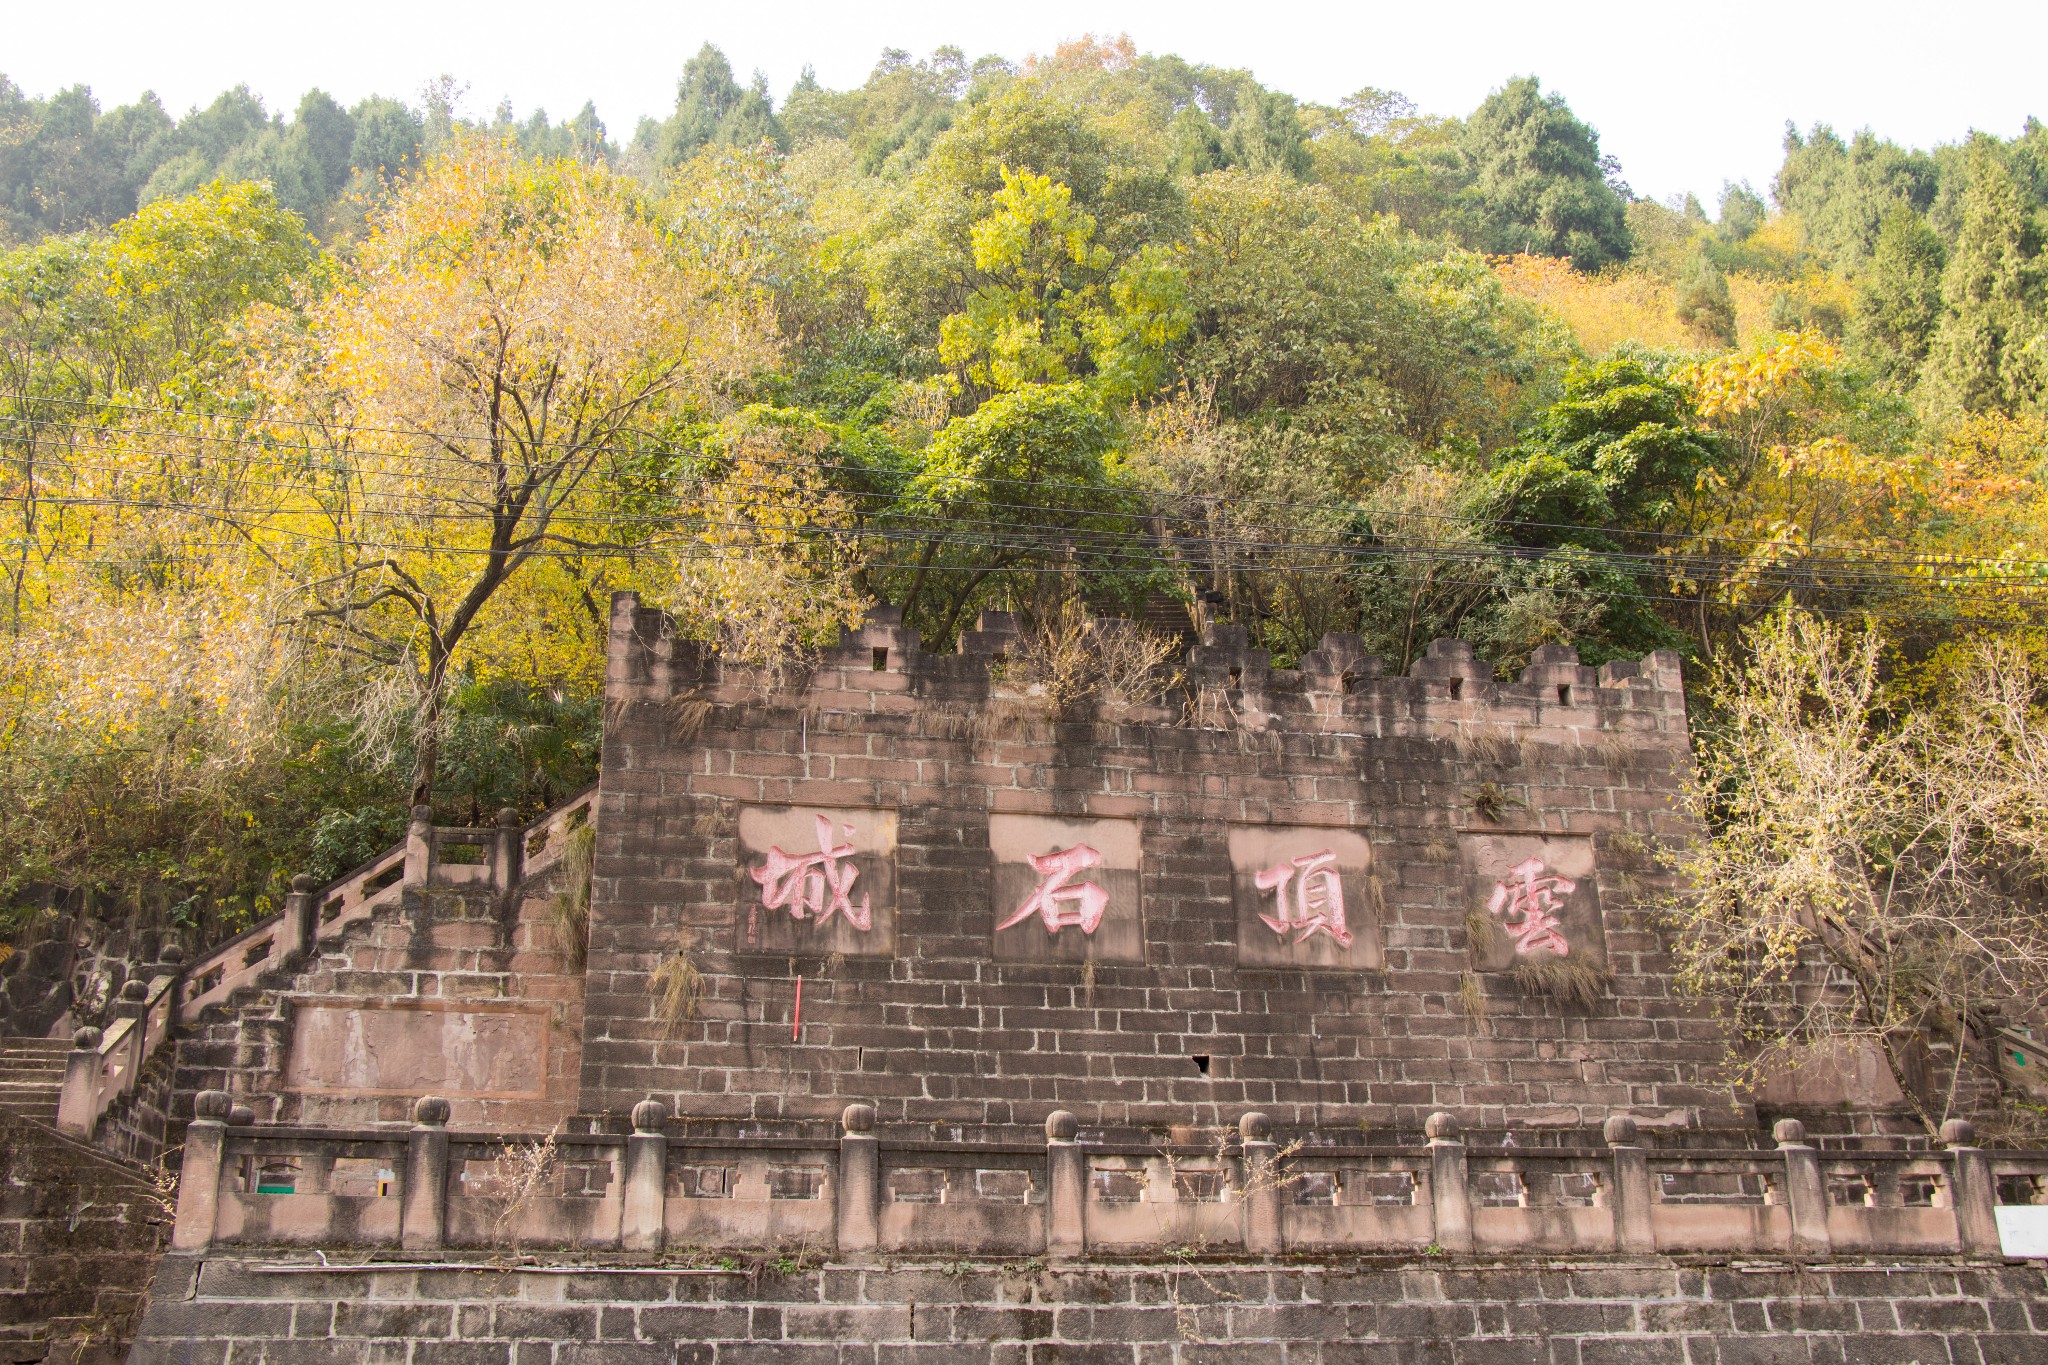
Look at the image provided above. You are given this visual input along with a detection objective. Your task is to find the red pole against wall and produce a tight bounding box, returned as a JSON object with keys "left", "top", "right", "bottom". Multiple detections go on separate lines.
{"left": 792, "top": 975, "right": 803, "bottom": 1042}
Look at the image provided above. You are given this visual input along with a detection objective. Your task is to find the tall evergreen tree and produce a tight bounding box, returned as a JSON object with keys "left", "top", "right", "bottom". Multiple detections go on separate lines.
{"left": 1923, "top": 147, "right": 2045, "bottom": 414}
{"left": 1853, "top": 205, "right": 1946, "bottom": 388}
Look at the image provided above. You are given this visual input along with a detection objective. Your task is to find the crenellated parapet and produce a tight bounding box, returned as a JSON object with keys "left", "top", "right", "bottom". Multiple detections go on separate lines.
{"left": 605, "top": 593, "right": 1688, "bottom": 753}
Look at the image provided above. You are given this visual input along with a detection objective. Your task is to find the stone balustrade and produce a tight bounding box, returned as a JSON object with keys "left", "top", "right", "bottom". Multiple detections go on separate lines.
{"left": 54, "top": 788, "right": 599, "bottom": 1141}
{"left": 54, "top": 965, "right": 179, "bottom": 1139}
{"left": 166, "top": 1098, "right": 2048, "bottom": 1261}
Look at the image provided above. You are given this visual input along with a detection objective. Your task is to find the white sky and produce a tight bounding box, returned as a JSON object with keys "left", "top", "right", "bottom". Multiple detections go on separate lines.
{"left": 7, "top": 0, "right": 2043, "bottom": 208}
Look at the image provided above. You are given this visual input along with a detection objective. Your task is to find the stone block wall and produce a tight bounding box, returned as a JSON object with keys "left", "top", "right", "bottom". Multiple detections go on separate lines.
{"left": 0, "top": 1115, "right": 168, "bottom": 1364}
{"left": 128, "top": 1253, "right": 2048, "bottom": 1364}
{"left": 580, "top": 595, "right": 1734, "bottom": 1140}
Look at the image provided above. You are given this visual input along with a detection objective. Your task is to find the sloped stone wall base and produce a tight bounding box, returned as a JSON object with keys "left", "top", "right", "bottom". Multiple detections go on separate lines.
{"left": 129, "top": 1253, "right": 2048, "bottom": 1363}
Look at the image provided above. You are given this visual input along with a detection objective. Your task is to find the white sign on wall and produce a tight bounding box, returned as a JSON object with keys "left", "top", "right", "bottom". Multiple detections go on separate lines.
{"left": 1996, "top": 1205, "right": 2048, "bottom": 1257}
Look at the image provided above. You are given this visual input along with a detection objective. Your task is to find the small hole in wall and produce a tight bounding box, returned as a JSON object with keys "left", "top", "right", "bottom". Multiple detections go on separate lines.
{"left": 1449, "top": 678, "right": 1463, "bottom": 701}
{"left": 1191, "top": 1054, "right": 1211, "bottom": 1076}
{"left": 1228, "top": 666, "right": 1242, "bottom": 687}
{"left": 872, "top": 647, "right": 889, "bottom": 671}
{"left": 1557, "top": 684, "right": 1572, "bottom": 705}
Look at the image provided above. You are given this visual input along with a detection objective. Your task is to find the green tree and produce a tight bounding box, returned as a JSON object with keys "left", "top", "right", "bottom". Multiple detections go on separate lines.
{"left": 637, "top": 45, "right": 786, "bottom": 172}
{"left": 1483, "top": 357, "right": 1719, "bottom": 655}
{"left": 1674, "top": 245, "right": 1737, "bottom": 346}
{"left": 1773, "top": 123, "right": 1938, "bottom": 269}
{"left": 1923, "top": 148, "right": 2046, "bottom": 415}
{"left": 1460, "top": 76, "right": 1631, "bottom": 270}
{"left": 890, "top": 383, "right": 1137, "bottom": 642}
{"left": 1853, "top": 205, "right": 1947, "bottom": 387}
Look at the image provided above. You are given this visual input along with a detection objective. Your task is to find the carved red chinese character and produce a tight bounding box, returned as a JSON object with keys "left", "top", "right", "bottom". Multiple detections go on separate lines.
{"left": 1486, "top": 856, "right": 1573, "bottom": 956}
{"left": 997, "top": 844, "right": 1109, "bottom": 935}
{"left": 749, "top": 814, "right": 872, "bottom": 931}
{"left": 1254, "top": 850, "right": 1354, "bottom": 947}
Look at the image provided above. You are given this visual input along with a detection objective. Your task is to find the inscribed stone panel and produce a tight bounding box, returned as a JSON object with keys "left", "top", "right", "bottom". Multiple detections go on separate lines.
{"left": 1462, "top": 833, "right": 1606, "bottom": 970}
{"left": 989, "top": 813, "right": 1143, "bottom": 964}
{"left": 1228, "top": 825, "right": 1383, "bottom": 970}
{"left": 737, "top": 805, "right": 898, "bottom": 956}
{"left": 285, "top": 1003, "right": 549, "bottom": 1099}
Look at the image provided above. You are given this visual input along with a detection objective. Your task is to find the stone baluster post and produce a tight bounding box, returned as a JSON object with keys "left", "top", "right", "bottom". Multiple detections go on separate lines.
{"left": 56, "top": 1026, "right": 103, "bottom": 1138}
{"left": 280, "top": 874, "right": 317, "bottom": 966}
{"left": 404, "top": 804, "right": 434, "bottom": 886}
{"left": 1239, "top": 1112, "right": 1282, "bottom": 1255}
{"left": 622, "top": 1099, "right": 669, "bottom": 1253}
{"left": 837, "top": 1103, "right": 880, "bottom": 1256}
{"left": 171, "top": 1090, "right": 233, "bottom": 1251}
{"left": 1045, "top": 1110, "right": 1086, "bottom": 1259}
{"left": 1773, "top": 1119, "right": 1832, "bottom": 1256}
{"left": 113, "top": 978, "right": 149, "bottom": 1020}
{"left": 1943, "top": 1119, "right": 2001, "bottom": 1256}
{"left": 493, "top": 807, "right": 524, "bottom": 904}
{"left": 1603, "top": 1115, "right": 1656, "bottom": 1254}
{"left": 401, "top": 1095, "right": 451, "bottom": 1252}
{"left": 1426, "top": 1112, "right": 1473, "bottom": 1254}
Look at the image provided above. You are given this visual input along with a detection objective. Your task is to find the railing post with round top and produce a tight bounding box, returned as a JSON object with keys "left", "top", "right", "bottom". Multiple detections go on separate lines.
{"left": 493, "top": 806, "right": 523, "bottom": 902}
{"left": 171, "top": 1090, "right": 232, "bottom": 1251}
{"left": 401, "top": 1095, "right": 451, "bottom": 1252}
{"left": 1240, "top": 1111, "right": 1282, "bottom": 1255}
{"left": 1604, "top": 1114, "right": 1655, "bottom": 1254}
{"left": 55, "top": 1027, "right": 103, "bottom": 1138}
{"left": 1426, "top": 1112, "right": 1473, "bottom": 1253}
{"left": 837, "top": 1102, "right": 880, "bottom": 1255}
{"left": 281, "top": 874, "right": 316, "bottom": 964}
{"left": 1045, "top": 1110, "right": 1086, "bottom": 1259}
{"left": 1944, "top": 1119, "right": 2001, "bottom": 1255}
{"left": 622, "top": 1099, "right": 669, "bottom": 1253}
{"left": 1774, "top": 1119, "right": 1832, "bottom": 1256}
{"left": 404, "top": 804, "right": 433, "bottom": 886}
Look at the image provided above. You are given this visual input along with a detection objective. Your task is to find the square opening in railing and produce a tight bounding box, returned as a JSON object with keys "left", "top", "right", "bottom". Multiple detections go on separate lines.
{"left": 672, "top": 1165, "right": 736, "bottom": 1199}
{"left": 1826, "top": 1174, "right": 1875, "bottom": 1207}
{"left": 887, "top": 1168, "right": 947, "bottom": 1204}
{"left": 1091, "top": 1167, "right": 1146, "bottom": 1203}
{"left": 365, "top": 864, "right": 403, "bottom": 893}
{"left": 973, "top": 1169, "right": 1037, "bottom": 1204}
{"left": 252, "top": 1161, "right": 298, "bottom": 1195}
{"left": 1900, "top": 1175, "right": 1942, "bottom": 1207}
{"left": 1294, "top": 1171, "right": 1337, "bottom": 1206}
{"left": 557, "top": 1160, "right": 614, "bottom": 1198}
{"left": 328, "top": 1159, "right": 394, "bottom": 1198}
{"left": 1471, "top": 1171, "right": 1527, "bottom": 1208}
{"left": 1554, "top": 1172, "right": 1601, "bottom": 1208}
{"left": 1348, "top": 1171, "right": 1418, "bottom": 1207}
{"left": 439, "top": 841, "right": 488, "bottom": 865}
{"left": 767, "top": 1165, "right": 825, "bottom": 1200}
{"left": 1173, "top": 1169, "right": 1226, "bottom": 1203}
{"left": 1657, "top": 1171, "right": 1767, "bottom": 1205}
{"left": 1998, "top": 1174, "right": 2046, "bottom": 1206}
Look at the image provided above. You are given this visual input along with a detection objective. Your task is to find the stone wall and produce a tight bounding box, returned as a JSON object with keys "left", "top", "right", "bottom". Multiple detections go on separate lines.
{"left": 579, "top": 595, "right": 1732, "bottom": 1140}
{"left": 128, "top": 1252, "right": 2048, "bottom": 1364}
{"left": 0, "top": 1115, "right": 168, "bottom": 1364}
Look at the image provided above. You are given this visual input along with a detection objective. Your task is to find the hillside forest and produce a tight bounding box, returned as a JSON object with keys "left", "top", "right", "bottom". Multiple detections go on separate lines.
{"left": 6, "top": 38, "right": 2048, "bottom": 1132}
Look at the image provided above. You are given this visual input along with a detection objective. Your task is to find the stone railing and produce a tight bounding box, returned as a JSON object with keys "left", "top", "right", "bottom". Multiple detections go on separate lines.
{"left": 54, "top": 965, "right": 179, "bottom": 1139}
{"left": 166, "top": 1100, "right": 2048, "bottom": 1261}
{"left": 175, "top": 785, "right": 596, "bottom": 1025}
{"left": 55, "top": 789, "right": 599, "bottom": 1139}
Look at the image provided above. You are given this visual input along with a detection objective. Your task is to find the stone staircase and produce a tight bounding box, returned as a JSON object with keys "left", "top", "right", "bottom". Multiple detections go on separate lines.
{"left": 0, "top": 1040, "right": 68, "bottom": 1124}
